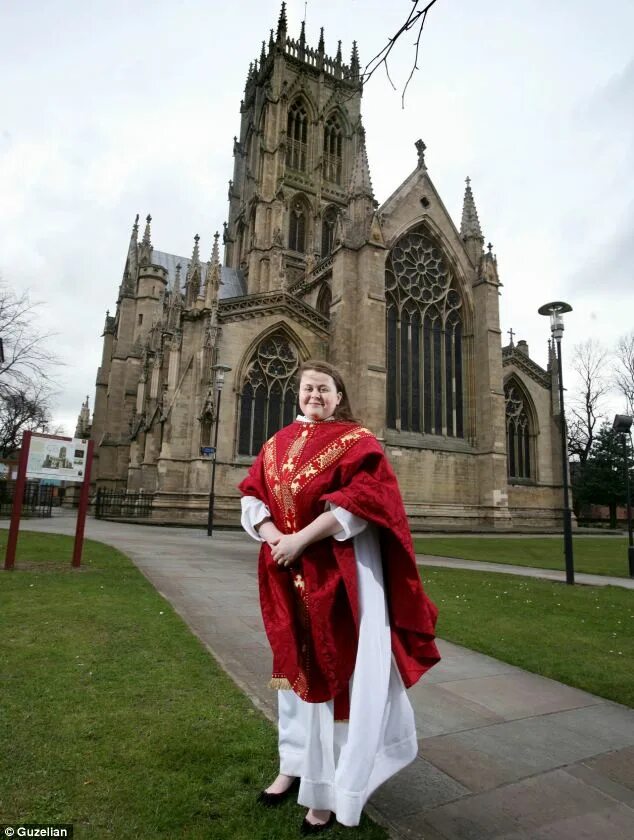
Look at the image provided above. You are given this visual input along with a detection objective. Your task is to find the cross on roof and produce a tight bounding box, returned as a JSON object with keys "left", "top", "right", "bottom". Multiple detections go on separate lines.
{"left": 507, "top": 328, "right": 515, "bottom": 346}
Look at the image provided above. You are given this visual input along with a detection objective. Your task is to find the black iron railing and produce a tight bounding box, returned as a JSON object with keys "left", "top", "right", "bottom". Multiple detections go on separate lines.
{"left": 0, "top": 480, "right": 54, "bottom": 518}
{"left": 94, "top": 489, "right": 153, "bottom": 520}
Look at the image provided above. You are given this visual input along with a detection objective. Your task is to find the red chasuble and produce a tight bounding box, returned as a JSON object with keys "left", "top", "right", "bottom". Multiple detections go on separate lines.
{"left": 238, "top": 419, "right": 440, "bottom": 715}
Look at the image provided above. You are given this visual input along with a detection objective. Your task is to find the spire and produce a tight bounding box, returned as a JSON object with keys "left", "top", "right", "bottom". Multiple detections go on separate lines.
{"left": 350, "top": 41, "right": 360, "bottom": 80}
{"left": 173, "top": 263, "right": 182, "bottom": 297}
{"left": 260, "top": 40, "right": 266, "bottom": 64}
{"left": 269, "top": 28, "right": 275, "bottom": 50}
{"left": 123, "top": 213, "right": 139, "bottom": 284}
{"left": 205, "top": 231, "right": 224, "bottom": 309}
{"left": 299, "top": 20, "right": 306, "bottom": 47}
{"left": 191, "top": 233, "right": 200, "bottom": 266}
{"left": 185, "top": 234, "right": 201, "bottom": 304}
{"left": 277, "top": 2, "right": 287, "bottom": 41}
{"left": 460, "top": 177, "right": 483, "bottom": 240}
{"left": 142, "top": 214, "right": 152, "bottom": 247}
{"left": 336, "top": 40, "right": 342, "bottom": 65}
{"left": 318, "top": 27, "right": 325, "bottom": 53}
{"left": 348, "top": 128, "right": 374, "bottom": 201}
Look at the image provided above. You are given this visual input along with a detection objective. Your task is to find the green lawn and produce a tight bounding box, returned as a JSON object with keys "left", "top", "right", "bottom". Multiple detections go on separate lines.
{"left": 421, "top": 566, "right": 634, "bottom": 707}
{"left": 414, "top": 535, "right": 632, "bottom": 578}
{"left": 0, "top": 532, "right": 387, "bottom": 840}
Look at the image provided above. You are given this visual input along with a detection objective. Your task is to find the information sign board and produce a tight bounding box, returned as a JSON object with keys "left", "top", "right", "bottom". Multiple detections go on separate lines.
{"left": 26, "top": 436, "right": 89, "bottom": 483}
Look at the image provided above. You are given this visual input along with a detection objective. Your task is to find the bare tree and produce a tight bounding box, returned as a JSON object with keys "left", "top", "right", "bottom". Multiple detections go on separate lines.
{"left": 0, "top": 282, "right": 62, "bottom": 455}
{"left": 0, "top": 385, "right": 53, "bottom": 458}
{"left": 614, "top": 331, "right": 634, "bottom": 415}
{"left": 364, "top": 0, "right": 440, "bottom": 107}
{"left": 567, "top": 338, "right": 610, "bottom": 464}
{"left": 0, "top": 283, "right": 61, "bottom": 397}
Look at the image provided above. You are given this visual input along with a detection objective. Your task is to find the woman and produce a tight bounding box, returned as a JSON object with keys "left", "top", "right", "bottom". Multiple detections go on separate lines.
{"left": 239, "top": 360, "right": 440, "bottom": 834}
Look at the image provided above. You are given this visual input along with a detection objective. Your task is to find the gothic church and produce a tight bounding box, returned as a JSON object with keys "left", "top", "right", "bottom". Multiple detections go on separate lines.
{"left": 89, "top": 4, "right": 565, "bottom": 530}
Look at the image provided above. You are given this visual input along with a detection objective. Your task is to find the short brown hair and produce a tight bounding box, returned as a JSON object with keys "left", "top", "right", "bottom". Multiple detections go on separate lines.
{"left": 298, "top": 360, "right": 359, "bottom": 423}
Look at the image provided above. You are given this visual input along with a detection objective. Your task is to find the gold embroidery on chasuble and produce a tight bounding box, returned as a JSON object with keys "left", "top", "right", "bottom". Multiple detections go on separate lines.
{"left": 263, "top": 424, "right": 374, "bottom": 698}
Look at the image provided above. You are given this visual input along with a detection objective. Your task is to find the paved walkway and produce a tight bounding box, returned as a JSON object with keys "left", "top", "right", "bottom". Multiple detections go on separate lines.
{"left": 417, "top": 555, "right": 634, "bottom": 589}
{"left": 6, "top": 516, "right": 634, "bottom": 839}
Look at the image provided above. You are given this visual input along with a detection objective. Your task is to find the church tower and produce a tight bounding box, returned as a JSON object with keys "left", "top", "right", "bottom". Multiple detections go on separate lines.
{"left": 224, "top": 2, "right": 364, "bottom": 294}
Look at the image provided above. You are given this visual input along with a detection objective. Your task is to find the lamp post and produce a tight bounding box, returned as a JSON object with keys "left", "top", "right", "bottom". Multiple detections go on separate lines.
{"left": 612, "top": 414, "right": 634, "bottom": 577}
{"left": 538, "top": 300, "right": 574, "bottom": 585}
{"left": 207, "top": 364, "right": 232, "bottom": 537}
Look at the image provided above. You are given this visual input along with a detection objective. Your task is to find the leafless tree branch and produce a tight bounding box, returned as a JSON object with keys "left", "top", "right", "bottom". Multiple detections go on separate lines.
{"left": 363, "top": 0, "right": 440, "bottom": 107}
{"left": 567, "top": 338, "right": 610, "bottom": 463}
{"left": 0, "top": 384, "right": 54, "bottom": 458}
{"left": 0, "top": 282, "right": 62, "bottom": 398}
{"left": 614, "top": 331, "right": 634, "bottom": 416}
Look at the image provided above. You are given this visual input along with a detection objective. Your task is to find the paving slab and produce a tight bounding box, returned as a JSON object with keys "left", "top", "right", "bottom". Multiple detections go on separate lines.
{"left": 581, "top": 744, "right": 634, "bottom": 791}
{"left": 4, "top": 516, "right": 634, "bottom": 840}
{"left": 414, "top": 768, "right": 634, "bottom": 840}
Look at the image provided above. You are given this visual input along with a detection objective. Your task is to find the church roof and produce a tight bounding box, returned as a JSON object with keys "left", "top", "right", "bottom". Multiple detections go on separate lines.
{"left": 152, "top": 250, "right": 247, "bottom": 298}
{"left": 502, "top": 345, "right": 551, "bottom": 389}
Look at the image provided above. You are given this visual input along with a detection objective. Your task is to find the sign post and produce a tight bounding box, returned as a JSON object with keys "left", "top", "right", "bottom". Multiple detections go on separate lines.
{"left": 72, "top": 439, "right": 94, "bottom": 568}
{"left": 4, "top": 430, "right": 32, "bottom": 570}
{"left": 3, "top": 432, "right": 93, "bottom": 571}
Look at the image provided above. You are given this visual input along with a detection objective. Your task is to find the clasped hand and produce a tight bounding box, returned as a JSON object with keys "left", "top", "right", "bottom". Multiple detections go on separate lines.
{"left": 269, "top": 532, "right": 305, "bottom": 567}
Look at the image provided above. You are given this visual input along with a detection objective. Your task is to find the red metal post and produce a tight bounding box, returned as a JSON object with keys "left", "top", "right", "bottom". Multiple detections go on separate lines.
{"left": 72, "top": 440, "right": 94, "bottom": 568}
{"left": 4, "top": 430, "right": 32, "bottom": 570}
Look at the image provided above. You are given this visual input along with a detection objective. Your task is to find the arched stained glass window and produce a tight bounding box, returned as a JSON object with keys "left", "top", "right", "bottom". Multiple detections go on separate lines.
{"left": 287, "top": 100, "right": 308, "bottom": 172}
{"left": 505, "top": 381, "right": 534, "bottom": 480}
{"left": 238, "top": 333, "right": 300, "bottom": 455}
{"left": 289, "top": 199, "right": 307, "bottom": 253}
{"left": 321, "top": 206, "right": 338, "bottom": 257}
{"left": 386, "top": 229, "right": 465, "bottom": 437}
{"left": 323, "top": 115, "right": 343, "bottom": 184}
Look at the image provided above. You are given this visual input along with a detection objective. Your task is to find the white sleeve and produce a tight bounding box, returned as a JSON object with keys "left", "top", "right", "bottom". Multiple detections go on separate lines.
{"left": 240, "top": 495, "right": 272, "bottom": 542}
{"left": 326, "top": 502, "right": 368, "bottom": 541}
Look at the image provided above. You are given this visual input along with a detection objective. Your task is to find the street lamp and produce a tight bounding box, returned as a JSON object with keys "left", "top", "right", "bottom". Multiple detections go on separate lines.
{"left": 538, "top": 300, "right": 574, "bottom": 584}
{"left": 207, "top": 363, "right": 232, "bottom": 537}
{"left": 612, "top": 413, "right": 634, "bottom": 577}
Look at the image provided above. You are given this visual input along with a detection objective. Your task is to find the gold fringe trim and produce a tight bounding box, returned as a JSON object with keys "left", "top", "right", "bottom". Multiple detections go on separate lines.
{"left": 268, "top": 677, "right": 292, "bottom": 690}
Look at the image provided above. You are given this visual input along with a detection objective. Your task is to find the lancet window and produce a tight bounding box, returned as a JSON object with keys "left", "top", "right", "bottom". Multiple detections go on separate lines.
{"left": 505, "top": 381, "right": 534, "bottom": 480}
{"left": 386, "top": 229, "right": 464, "bottom": 437}
{"left": 238, "top": 333, "right": 299, "bottom": 456}
{"left": 321, "top": 206, "right": 338, "bottom": 257}
{"left": 289, "top": 199, "right": 307, "bottom": 253}
{"left": 323, "top": 115, "right": 343, "bottom": 184}
{"left": 287, "top": 100, "right": 308, "bottom": 172}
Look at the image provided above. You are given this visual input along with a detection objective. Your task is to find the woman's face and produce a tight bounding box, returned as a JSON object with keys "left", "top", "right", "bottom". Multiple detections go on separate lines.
{"left": 299, "top": 370, "right": 342, "bottom": 422}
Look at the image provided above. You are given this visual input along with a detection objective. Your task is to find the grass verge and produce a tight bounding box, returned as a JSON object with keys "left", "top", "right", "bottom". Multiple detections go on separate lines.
{"left": 420, "top": 565, "right": 634, "bottom": 707}
{"left": 0, "top": 531, "right": 387, "bottom": 840}
{"left": 414, "top": 535, "right": 632, "bottom": 578}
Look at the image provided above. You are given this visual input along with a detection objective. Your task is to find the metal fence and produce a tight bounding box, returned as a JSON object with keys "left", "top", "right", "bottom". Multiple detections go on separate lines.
{"left": 94, "top": 489, "right": 153, "bottom": 520}
{"left": 0, "top": 480, "right": 54, "bottom": 518}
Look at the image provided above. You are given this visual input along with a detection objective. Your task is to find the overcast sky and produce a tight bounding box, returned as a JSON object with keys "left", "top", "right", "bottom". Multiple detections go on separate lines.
{"left": 2, "top": 0, "right": 633, "bottom": 435}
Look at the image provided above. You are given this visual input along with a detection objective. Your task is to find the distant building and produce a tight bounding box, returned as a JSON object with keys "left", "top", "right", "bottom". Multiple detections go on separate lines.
{"left": 74, "top": 396, "right": 92, "bottom": 440}
{"left": 86, "top": 4, "right": 565, "bottom": 530}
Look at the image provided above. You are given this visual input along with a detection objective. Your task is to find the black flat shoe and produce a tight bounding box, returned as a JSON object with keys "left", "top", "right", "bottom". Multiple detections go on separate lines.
{"left": 300, "top": 813, "right": 335, "bottom": 835}
{"left": 256, "top": 776, "right": 300, "bottom": 807}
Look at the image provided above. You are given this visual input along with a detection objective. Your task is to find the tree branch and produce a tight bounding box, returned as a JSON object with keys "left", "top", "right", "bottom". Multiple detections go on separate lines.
{"left": 363, "top": 0, "right": 440, "bottom": 107}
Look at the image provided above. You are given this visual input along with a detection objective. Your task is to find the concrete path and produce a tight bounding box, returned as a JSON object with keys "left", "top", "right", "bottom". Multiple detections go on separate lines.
{"left": 5, "top": 516, "right": 634, "bottom": 839}
{"left": 416, "top": 555, "right": 634, "bottom": 590}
